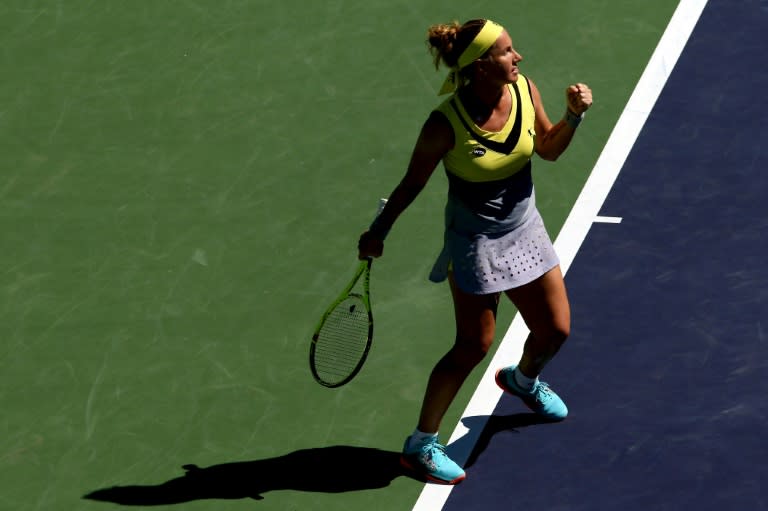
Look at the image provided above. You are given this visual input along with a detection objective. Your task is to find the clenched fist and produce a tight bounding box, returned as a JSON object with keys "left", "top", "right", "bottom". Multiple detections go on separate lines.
{"left": 566, "top": 83, "right": 593, "bottom": 115}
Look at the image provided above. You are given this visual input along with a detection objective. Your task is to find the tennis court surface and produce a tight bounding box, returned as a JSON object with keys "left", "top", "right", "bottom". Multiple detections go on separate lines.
{"left": 3, "top": 1, "right": 764, "bottom": 511}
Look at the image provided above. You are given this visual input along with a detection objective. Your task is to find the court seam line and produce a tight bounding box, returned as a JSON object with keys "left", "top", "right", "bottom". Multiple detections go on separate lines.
{"left": 410, "top": 1, "right": 709, "bottom": 509}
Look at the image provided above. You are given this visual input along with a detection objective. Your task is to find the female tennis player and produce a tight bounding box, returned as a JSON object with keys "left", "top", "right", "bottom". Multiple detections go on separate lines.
{"left": 358, "top": 18, "right": 592, "bottom": 484}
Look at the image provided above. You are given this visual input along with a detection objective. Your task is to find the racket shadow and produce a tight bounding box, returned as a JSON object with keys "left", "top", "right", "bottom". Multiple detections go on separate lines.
{"left": 83, "top": 445, "right": 403, "bottom": 505}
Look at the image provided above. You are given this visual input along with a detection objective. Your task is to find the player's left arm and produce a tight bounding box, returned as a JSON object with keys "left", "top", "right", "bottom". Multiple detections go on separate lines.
{"left": 529, "top": 78, "right": 593, "bottom": 161}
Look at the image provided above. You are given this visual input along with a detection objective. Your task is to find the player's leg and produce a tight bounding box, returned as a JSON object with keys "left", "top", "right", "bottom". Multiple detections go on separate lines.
{"left": 507, "top": 265, "right": 571, "bottom": 373}
{"left": 401, "top": 273, "right": 499, "bottom": 484}
{"left": 417, "top": 274, "right": 499, "bottom": 433}
{"left": 496, "top": 265, "right": 571, "bottom": 419}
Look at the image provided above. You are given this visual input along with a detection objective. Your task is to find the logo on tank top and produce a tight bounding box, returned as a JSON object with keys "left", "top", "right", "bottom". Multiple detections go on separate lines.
{"left": 470, "top": 147, "right": 486, "bottom": 157}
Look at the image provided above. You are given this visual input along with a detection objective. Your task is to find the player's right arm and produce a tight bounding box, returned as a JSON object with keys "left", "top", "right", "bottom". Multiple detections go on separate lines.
{"left": 358, "top": 111, "right": 454, "bottom": 259}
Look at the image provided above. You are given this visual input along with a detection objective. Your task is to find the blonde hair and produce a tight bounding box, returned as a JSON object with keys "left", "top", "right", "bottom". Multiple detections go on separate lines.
{"left": 426, "top": 19, "right": 487, "bottom": 70}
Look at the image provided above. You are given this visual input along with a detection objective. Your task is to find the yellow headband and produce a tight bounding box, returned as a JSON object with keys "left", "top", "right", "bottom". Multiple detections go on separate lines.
{"left": 438, "top": 20, "right": 504, "bottom": 95}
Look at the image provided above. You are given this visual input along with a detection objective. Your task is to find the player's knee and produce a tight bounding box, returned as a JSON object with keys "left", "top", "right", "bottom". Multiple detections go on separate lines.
{"left": 532, "top": 318, "right": 569, "bottom": 347}
{"left": 449, "top": 335, "right": 492, "bottom": 368}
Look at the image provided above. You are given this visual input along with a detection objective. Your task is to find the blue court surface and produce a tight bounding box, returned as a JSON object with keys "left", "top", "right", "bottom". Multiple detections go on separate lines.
{"left": 441, "top": 1, "right": 768, "bottom": 510}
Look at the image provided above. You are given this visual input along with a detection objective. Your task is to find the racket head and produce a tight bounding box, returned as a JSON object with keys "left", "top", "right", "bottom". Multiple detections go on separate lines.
{"left": 310, "top": 290, "right": 373, "bottom": 388}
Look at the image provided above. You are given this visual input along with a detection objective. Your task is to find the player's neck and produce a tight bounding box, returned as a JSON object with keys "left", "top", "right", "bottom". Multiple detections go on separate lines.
{"left": 460, "top": 83, "right": 507, "bottom": 122}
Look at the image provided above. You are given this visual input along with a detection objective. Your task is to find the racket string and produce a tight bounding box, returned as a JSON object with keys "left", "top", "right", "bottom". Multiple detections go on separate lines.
{"left": 313, "top": 297, "right": 370, "bottom": 383}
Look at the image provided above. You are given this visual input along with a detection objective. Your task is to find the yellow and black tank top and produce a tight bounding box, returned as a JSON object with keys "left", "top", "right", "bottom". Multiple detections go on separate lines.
{"left": 436, "top": 75, "right": 536, "bottom": 183}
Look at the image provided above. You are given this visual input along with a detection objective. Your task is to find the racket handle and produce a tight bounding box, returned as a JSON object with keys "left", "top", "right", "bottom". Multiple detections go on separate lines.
{"left": 375, "top": 198, "right": 388, "bottom": 218}
{"left": 367, "top": 198, "right": 390, "bottom": 240}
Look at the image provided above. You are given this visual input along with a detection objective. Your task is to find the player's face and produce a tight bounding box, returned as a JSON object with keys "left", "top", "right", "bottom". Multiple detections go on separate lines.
{"left": 483, "top": 31, "right": 523, "bottom": 84}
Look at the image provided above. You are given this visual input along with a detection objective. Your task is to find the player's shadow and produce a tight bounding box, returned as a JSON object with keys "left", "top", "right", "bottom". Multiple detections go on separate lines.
{"left": 83, "top": 446, "right": 403, "bottom": 505}
{"left": 84, "top": 415, "right": 554, "bottom": 505}
{"left": 448, "top": 412, "right": 558, "bottom": 469}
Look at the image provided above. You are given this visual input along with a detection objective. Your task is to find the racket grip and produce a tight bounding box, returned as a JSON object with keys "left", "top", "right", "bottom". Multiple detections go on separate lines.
{"left": 368, "top": 198, "right": 390, "bottom": 240}
{"left": 375, "top": 198, "right": 387, "bottom": 218}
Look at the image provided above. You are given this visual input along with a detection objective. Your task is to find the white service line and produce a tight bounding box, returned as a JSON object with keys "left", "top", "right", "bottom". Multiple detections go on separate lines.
{"left": 411, "top": 1, "right": 709, "bottom": 509}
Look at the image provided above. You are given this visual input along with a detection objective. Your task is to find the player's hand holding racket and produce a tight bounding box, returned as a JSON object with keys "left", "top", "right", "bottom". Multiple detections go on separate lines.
{"left": 357, "top": 231, "right": 384, "bottom": 259}
{"left": 309, "top": 199, "right": 388, "bottom": 388}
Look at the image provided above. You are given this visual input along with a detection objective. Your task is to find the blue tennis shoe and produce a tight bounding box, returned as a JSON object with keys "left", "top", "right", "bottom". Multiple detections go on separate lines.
{"left": 495, "top": 366, "right": 568, "bottom": 421}
{"left": 400, "top": 435, "right": 466, "bottom": 485}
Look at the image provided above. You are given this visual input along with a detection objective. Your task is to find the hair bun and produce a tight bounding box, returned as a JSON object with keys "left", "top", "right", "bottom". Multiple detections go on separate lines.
{"left": 426, "top": 21, "right": 461, "bottom": 69}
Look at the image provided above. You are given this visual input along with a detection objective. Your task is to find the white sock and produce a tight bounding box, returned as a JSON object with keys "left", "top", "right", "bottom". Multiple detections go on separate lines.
{"left": 513, "top": 367, "right": 539, "bottom": 390}
{"left": 408, "top": 429, "right": 438, "bottom": 450}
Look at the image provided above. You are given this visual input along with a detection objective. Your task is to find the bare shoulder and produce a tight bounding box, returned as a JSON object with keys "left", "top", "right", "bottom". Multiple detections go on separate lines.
{"left": 418, "top": 109, "right": 454, "bottom": 154}
{"left": 401, "top": 109, "right": 454, "bottom": 184}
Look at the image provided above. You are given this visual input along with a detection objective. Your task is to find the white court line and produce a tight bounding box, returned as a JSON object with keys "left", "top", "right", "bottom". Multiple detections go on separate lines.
{"left": 411, "top": 1, "right": 709, "bottom": 509}
{"left": 594, "top": 216, "right": 623, "bottom": 224}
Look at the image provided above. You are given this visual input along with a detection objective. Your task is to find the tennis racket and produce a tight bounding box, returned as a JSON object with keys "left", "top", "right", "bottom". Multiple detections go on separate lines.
{"left": 309, "top": 199, "right": 386, "bottom": 388}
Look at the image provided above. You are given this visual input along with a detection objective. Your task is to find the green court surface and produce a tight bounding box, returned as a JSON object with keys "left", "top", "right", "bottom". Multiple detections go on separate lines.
{"left": 1, "top": 2, "right": 676, "bottom": 510}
